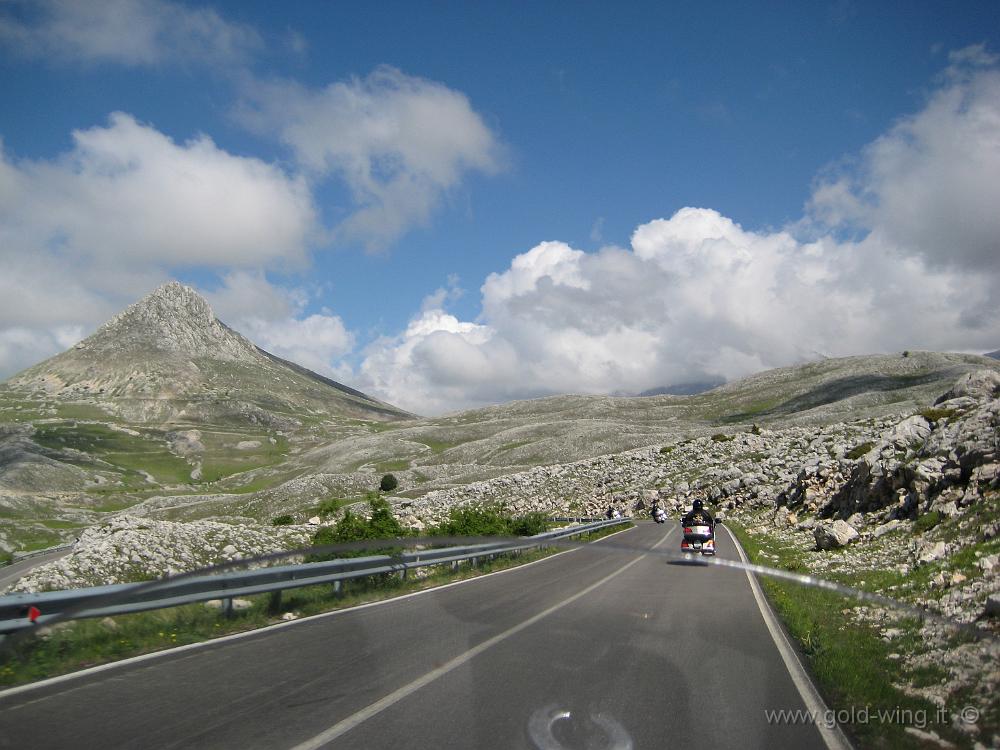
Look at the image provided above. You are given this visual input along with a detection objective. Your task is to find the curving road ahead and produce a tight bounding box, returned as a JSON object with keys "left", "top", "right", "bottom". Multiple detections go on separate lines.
{"left": 0, "top": 523, "right": 849, "bottom": 749}
{"left": 0, "top": 547, "right": 75, "bottom": 594}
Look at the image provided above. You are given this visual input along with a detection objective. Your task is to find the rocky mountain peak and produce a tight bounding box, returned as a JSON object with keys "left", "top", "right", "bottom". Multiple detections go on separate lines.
{"left": 4, "top": 281, "right": 411, "bottom": 423}
{"left": 141, "top": 281, "right": 213, "bottom": 318}
{"left": 77, "top": 281, "right": 256, "bottom": 361}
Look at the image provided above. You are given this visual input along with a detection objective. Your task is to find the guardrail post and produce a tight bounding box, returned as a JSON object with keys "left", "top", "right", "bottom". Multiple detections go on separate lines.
{"left": 451, "top": 561, "right": 459, "bottom": 572}
{"left": 224, "top": 597, "right": 234, "bottom": 618}
{"left": 268, "top": 590, "right": 282, "bottom": 614}
{"left": 332, "top": 580, "right": 343, "bottom": 598}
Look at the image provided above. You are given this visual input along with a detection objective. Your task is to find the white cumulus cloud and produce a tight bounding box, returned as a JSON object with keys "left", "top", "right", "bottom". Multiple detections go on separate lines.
{"left": 359, "top": 309, "right": 510, "bottom": 415}
{"left": 357, "top": 57, "right": 1000, "bottom": 415}
{"left": 808, "top": 46, "right": 1000, "bottom": 271}
{"left": 362, "top": 205, "right": 998, "bottom": 415}
{"left": 0, "top": 115, "right": 318, "bottom": 378}
{"left": 238, "top": 66, "right": 504, "bottom": 251}
{"left": 241, "top": 314, "right": 355, "bottom": 378}
{"left": 204, "top": 271, "right": 355, "bottom": 381}
{"left": 0, "top": 325, "right": 85, "bottom": 380}
{"left": 0, "top": 0, "right": 262, "bottom": 68}
{"left": 2, "top": 113, "right": 316, "bottom": 269}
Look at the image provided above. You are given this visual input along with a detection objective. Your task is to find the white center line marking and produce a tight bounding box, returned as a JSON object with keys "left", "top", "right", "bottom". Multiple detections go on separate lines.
{"left": 288, "top": 527, "right": 673, "bottom": 750}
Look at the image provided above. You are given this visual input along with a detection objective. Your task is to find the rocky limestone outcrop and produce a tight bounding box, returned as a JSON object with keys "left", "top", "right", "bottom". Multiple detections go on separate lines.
{"left": 934, "top": 369, "right": 1000, "bottom": 405}
{"left": 817, "top": 378, "right": 999, "bottom": 524}
{"left": 8, "top": 516, "right": 311, "bottom": 593}
{"left": 167, "top": 430, "right": 204, "bottom": 456}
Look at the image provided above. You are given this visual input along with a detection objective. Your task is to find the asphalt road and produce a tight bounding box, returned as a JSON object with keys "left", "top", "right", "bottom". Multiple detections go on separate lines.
{"left": 0, "top": 547, "right": 74, "bottom": 593}
{"left": 0, "top": 523, "right": 838, "bottom": 749}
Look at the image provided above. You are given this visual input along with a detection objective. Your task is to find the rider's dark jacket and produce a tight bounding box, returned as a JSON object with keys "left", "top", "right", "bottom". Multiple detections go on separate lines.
{"left": 681, "top": 508, "right": 715, "bottom": 527}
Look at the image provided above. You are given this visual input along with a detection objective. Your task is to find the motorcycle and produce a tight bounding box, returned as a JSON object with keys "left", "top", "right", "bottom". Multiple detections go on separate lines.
{"left": 680, "top": 520, "right": 716, "bottom": 556}
{"left": 652, "top": 508, "right": 667, "bottom": 524}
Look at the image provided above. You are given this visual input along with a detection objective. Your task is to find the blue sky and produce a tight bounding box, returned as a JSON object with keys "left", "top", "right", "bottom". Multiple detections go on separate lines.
{"left": 1, "top": 1, "right": 999, "bottom": 414}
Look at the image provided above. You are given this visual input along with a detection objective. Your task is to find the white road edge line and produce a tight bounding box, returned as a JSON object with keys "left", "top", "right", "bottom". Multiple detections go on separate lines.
{"left": 722, "top": 525, "right": 853, "bottom": 750}
{"left": 0, "top": 524, "right": 637, "bottom": 702}
{"left": 288, "top": 526, "right": 675, "bottom": 750}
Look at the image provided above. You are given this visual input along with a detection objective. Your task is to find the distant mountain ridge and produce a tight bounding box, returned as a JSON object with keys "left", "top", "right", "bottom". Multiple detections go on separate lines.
{"left": 2, "top": 282, "right": 412, "bottom": 426}
{"left": 638, "top": 379, "right": 726, "bottom": 397}
{"left": 3, "top": 324, "right": 999, "bottom": 555}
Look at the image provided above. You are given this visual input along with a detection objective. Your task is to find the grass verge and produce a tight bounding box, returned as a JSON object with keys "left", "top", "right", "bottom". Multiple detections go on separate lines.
{"left": 0, "top": 522, "right": 631, "bottom": 688}
{"left": 727, "top": 521, "right": 971, "bottom": 750}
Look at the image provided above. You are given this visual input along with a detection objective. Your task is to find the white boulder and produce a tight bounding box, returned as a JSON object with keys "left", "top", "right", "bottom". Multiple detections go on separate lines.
{"left": 814, "top": 520, "right": 859, "bottom": 550}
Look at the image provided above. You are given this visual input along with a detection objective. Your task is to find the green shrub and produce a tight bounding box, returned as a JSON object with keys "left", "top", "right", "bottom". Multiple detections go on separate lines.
{"left": 509, "top": 511, "right": 550, "bottom": 537}
{"left": 918, "top": 408, "right": 957, "bottom": 423}
{"left": 308, "top": 525, "right": 337, "bottom": 555}
{"left": 750, "top": 424, "right": 762, "bottom": 436}
{"left": 315, "top": 497, "right": 347, "bottom": 517}
{"left": 431, "top": 504, "right": 512, "bottom": 537}
{"left": 711, "top": 433, "right": 733, "bottom": 442}
{"left": 846, "top": 442, "right": 875, "bottom": 460}
{"left": 426, "top": 503, "right": 551, "bottom": 538}
{"left": 270, "top": 514, "right": 295, "bottom": 526}
{"left": 914, "top": 511, "right": 941, "bottom": 534}
{"left": 379, "top": 473, "right": 399, "bottom": 492}
{"left": 310, "top": 493, "right": 406, "bottom": 559}
{"left": 659, "top": 445, "right": 674, "bottom": 455}
{"left": 366, "top": 494, "right": 406, "bottom": 538}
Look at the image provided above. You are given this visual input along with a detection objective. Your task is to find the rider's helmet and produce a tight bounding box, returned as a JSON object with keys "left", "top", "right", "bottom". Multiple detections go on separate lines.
{"left": 692, "top": 498, "right": 704, "bottom": 511}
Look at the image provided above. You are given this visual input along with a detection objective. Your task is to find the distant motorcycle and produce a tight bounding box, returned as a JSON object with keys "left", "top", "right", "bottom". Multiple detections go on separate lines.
{"left": 652, "top": 508, "right": 667, "bottom": 524}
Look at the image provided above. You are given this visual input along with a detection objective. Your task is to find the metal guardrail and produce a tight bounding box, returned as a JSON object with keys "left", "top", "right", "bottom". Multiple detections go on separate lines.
{"left": 0, "top": 542, "right": 76, "bottom": 570}
{"left": 0, "top": 519, "right": 630, "bottom": 634}
{"left": 10, "top": 542, "right": 76, "bottom": 563}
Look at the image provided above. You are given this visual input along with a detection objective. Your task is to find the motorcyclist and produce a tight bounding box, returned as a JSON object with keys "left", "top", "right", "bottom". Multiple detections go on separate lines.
{"left": 681, "top": 498, "right": 714, "bottom": 528}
